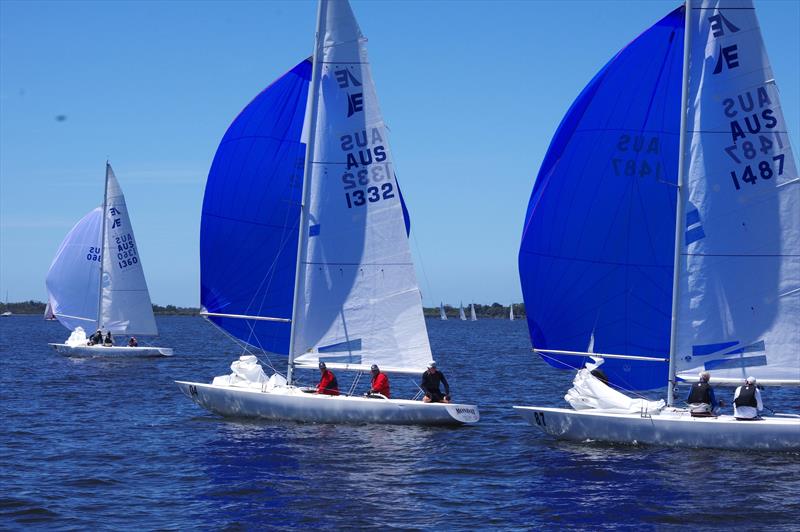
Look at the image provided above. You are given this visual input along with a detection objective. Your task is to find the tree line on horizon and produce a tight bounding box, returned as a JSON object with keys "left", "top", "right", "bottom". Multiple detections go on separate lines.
{"left": 2, "top": 300, "right": 526, "bottom": 319}
{"left": 423, "top": 302, "right": 525, "bottom": 319}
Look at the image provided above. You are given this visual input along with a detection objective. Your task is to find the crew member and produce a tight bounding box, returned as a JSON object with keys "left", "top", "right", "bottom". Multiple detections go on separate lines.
{"left": 316, "top": 362, "right": 339, "bottom": 396}
{"left": 421, "top": 361, "right": 450, "bottom": 403}
{"left": 128, "top": 337, "right": 138, "bottom": 347}
{"left": 89, "top": 329, "right": 103, "bottom": 346}
{"left": 733, "top": 376, "right": 763, "bottom": 420}
{"left": 686, "top": 371, "right": 719, "bottom": 416}
{"left": 103, "top": 331, "right": 113, "bottom": 347}
{"left": 367, "top": 364, "right": 390, "bottom": 398}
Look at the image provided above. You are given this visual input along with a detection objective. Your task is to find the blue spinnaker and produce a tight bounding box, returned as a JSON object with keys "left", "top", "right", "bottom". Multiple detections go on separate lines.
{"left": 519, "top": 7, "right": 684, "bottom": 390}
{"left": 201, "top": 60, "right": 311, "bottom": 353}
{"left": 201, "top": 59, "right": 411, "bottom": 354}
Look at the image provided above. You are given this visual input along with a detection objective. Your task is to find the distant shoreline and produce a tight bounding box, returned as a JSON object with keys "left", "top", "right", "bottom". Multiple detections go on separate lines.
{"left": 1, "top": 301, "right": 526, "bottom": 319}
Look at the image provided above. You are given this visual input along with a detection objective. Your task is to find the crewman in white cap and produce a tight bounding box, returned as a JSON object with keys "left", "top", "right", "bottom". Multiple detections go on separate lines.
{"left": 733, "top": 376, "right": 763, "bottom": 420}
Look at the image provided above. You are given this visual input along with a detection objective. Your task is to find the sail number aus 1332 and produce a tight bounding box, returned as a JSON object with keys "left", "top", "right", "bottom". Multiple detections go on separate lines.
{"left": 345, "top": 183, "right": 396, "bottom": 208}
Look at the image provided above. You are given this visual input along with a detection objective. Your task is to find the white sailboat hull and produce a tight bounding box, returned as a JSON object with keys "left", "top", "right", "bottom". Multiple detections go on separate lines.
{"left": 49, "top": 343, "right": 173, "bottom": 357}
{"left": 514, "top": 406, "right": 800, "bottom": 451}
{"left": 177, "top": 381, "right": 479, "bottom": 426}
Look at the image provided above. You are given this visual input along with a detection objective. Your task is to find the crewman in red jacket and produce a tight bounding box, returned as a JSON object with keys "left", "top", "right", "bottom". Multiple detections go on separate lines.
{"left": 316, "top": 362, "right": 339, "bottom": 396}
{"left": 368, "top": 364, "right": 390, "bottom": 398}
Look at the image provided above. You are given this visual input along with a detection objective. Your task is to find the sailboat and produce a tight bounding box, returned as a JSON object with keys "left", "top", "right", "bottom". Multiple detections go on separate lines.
{"left": 508, "top": 304, "right": 514, "bottom": 321}
{"left": 175, "top": 0, "right": 478, "bottom": 426}
{"left": 514, "top": 0, "right": 799, "bottom": 450}
{"left": 439, "top": 302, "right": 448, "bottom": 320}
{"left": 469, "top": 303, "right": 477, "bottom": 321}
{"left": 43, "top": 299, "right": 56, "bottom": 320}
{"left": 1, "top": 292, "right": 10, "bottom": 317}
{"left": 459, "top": 302, "right": 467, "bottom": 321}
{"left": 46, "top": 164, "right": 172, "bottom": 357}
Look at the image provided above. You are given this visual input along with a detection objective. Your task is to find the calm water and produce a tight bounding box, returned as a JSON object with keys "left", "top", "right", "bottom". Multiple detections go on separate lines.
{"left": 1, "top": 316, "right": 799, "bottom": 530}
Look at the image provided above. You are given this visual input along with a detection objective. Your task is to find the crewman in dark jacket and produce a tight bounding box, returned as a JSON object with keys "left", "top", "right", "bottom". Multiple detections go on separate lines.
{"left": 103, "top": 331, "right": 113, "bottom": 347}
{"left": 686, "top": 371, "right": 719, "bottom": 416}
{"left": 316, "top": 362, "right": 339, "bottom": 396}
{"left": 89, "top": 329, "right": 103, "bottom": 346}
{"left": 733, "top": 376, "right": 763, "bottom": 420}
{"left": 421, "top": 361, "right": 450, "bottom": 403}
{"left": 367, "top": 364, "right": 390, "bottom": 398}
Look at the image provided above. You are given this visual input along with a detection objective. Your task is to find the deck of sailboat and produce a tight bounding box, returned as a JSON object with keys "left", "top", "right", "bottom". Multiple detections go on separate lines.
{"left": 176, "top": 380, "right": 479, "bottom": 426}
{"left": 514, "top": 406, "right": 800, "bottom": 451}
{"left": 50, "top": 343, "right": 173, "bottom": 357}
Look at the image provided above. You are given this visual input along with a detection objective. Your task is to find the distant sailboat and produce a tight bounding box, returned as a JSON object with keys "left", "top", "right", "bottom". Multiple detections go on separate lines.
{"left": 469, "top": 303, "right": 477, "bottom": 321}
{"left": 509, "top": 304, "right": 514, "bottom": 321}
{"left": 46, "top": 163, "right": 172, "bottom": 357}
{"left": 439, "top": 302, "right": 448, "bottom": 321}
{"left": 1, "top": 291, "right": 10, "bottom": 317}
{"left": 176, "top": 0, "right": 478, "bottom": 425}
{"left": 459, "top": 302, "right": 467, "bottom": 321}
{"left": 43, "top": 299, "right": 56, "bottom": 321}
{"left": 514, "top": 0, "right": 799, "bottom": 450}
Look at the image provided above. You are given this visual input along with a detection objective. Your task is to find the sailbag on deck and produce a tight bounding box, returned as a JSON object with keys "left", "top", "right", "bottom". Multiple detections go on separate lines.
{"left": 292, "top": 0, "right": 432, "bottom": 373}
{"left": 45, "top": 208, "right": 103, "bottom": 331}
{"left": 519, "top": 8, "right": 685, "bottom": 391}
{"left": 675, "top": 0, "right": 800, "bottom": 385}
{"left": 100, "top": 165, "right": 157, "bottom": 336}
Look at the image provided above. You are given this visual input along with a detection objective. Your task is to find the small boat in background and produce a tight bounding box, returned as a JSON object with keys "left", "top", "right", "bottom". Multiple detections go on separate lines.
{"left": 459, "top": 302, "right": 467, "bottom": 321}
{"left": 439, "top": 302, "right": 448, "bottom": 320}
{"left": 46, "top": 163, "right": 172, "bottom": 357}
{"left": 508, "top": 304, "right": 514, "bottom": 321}
{"left": 469, "top": 303, "right": 477, "bottom": 321}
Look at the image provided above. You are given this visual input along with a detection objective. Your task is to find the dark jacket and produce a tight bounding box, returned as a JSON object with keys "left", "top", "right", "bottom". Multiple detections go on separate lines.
{"left": 421, "top": 369, "right": 449, "bottom": 397}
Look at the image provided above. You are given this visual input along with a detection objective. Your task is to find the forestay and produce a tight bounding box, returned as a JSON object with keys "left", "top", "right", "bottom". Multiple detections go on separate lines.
{"left": 675, "top": 0, "right": 800, "bottom": 383}
{"left": 45, "top": 207, "right": 103, "bottom": 332}
{"left": 293, "top": 0, "right": 432, "bottom": 372}
{"left": 100, "top": 165, "right": 158, "bottom": 336}
{"left": 518, "top": 8, "right": 684, "bottom": 390}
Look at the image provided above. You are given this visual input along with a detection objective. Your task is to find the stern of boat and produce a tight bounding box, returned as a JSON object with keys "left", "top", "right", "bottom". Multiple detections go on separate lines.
{"left": 445, "top": 403, "right": 480, "bottom": 424}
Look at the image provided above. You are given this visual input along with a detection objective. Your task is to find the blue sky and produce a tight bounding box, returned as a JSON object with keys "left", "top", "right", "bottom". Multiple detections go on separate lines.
{"left": 1, "top": 0, "right": 798, "bottom": 307}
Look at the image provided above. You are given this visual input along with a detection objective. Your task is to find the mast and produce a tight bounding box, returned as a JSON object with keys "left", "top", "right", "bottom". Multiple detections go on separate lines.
{"left": 666, "top": 0, "right": 692, "bottom": 406}
{"left": 97, "top": 161, "right": 110, "bottom": 330}
{"left": 287, "top": 0, "right": 326, "bottom": 386}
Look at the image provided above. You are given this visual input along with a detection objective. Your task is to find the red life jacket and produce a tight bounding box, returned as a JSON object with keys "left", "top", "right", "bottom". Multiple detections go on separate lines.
{"left": 317, "top": 370, "right": 339, "bottom": 396}
{"left": 371, "top": 372, "right": 390, "bottom": 398}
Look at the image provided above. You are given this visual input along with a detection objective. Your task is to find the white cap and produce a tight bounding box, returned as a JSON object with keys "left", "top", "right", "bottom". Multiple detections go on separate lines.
{"left": 427, "top": 361, "right": 437, "bottom": 369}
{"left": 699, "top": 371, "right": 710, "bottom": 382}
{"left": 746, "top": 376, "right": 757, "bottom": 384}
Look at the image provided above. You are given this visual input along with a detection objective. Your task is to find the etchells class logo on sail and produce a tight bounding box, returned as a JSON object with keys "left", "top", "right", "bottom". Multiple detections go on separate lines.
{"left": 708, "top": 11, "right": 741, "bottom": 74}
{"left": 335, "top": 67, "right": 363, "bottom": 117}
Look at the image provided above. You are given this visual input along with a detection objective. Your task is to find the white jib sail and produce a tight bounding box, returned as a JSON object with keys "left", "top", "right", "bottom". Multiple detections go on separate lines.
{"left": 45, "top": 207, "right": 103, "bottom": 332}
{"left": 293, "top": 0, "right": 433, "bottom": 372}
{"left": 509, "top": 304, "right": 515, "bottom": 321}
{"left": 470, "top": 303, "right": 477, "bottom": 321}
{"left": 99, "top": 164, "right": 158, "bottom": 336}
{"left": 440, "top": 303, "right": 447, "bottom": 320}
{"left": 459, "top": 302, "right": 467, "bottom": 320}
{"left": 676, "top": 0, "right": 799, "bottom": 383}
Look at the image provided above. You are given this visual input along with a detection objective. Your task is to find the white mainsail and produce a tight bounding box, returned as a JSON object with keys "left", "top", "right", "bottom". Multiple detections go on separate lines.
{"left": 99, "top": 164, "right": 158, "bottom": 336}
{"left": 440, "top": 302, "right": 447, "bottom": 320}
{"left": 469, "top": 303, "right": 477, "bottom": 321}
{"left": 292, "top": 0, "right": 432, "bottom": 372}
{"left": 675, "top": 0, "right": 799, "bottom": 384}
{"left": 459, "top": 302, "right": 466, "bottom": 321}
{"left": 509, "top": 304, "right": 515, "bottom": 321}
{"left": 45, "top": 207, "right": 103, "bottom": 331}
